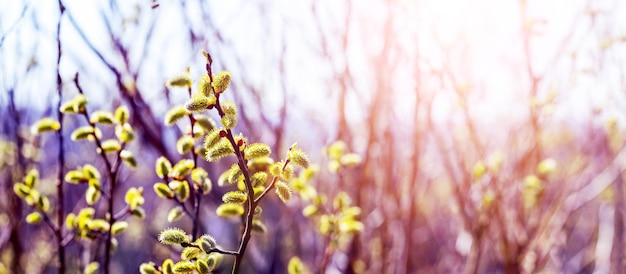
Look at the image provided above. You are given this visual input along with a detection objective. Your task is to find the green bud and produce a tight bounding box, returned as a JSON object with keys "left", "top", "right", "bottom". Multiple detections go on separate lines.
{"left": 82, "top": 164, "right": 100, "bottom": 179}
{"left": 196, "top": 259, "right": 211, "bottom": 274}
{"left": 13, "top": 183, "right": 31, "bottom": 198}
{"left": 131, "top": 207, "right": 146, "bottom": 219}
{"left": 158, "top": 227, "right": 188, "bottom": 245}
{"left": 83, "top": 262, "right": 99, "bottom": 274}
{"left": 172, "top": 261, "right": 194, "bottom": 273}
{"left": 89, "top": 219, "right": 110, "bottom": 232}
{"left": 212, "top": 71, "right": 231, "bottom": 94}
{"left": 176, "top": 181, "right": 190, "bottom": 202}
{"left": 36, "top": 195, "right": 50, "bottom": 212}
{"left": 120, "top": 150, "right": 137, "bottom": 168}
{"left": 245, "top": 143, "right": 271, "bottom": 160}
{"left": 216, "top": 203, "right": 244, "bottom": 218}
{"left": 198, "top": 74, "right": 213, "bottom": 97}
{"left": 176, "top": 135, "right": 195, "bottom": 155}
{"left": 191, "top": 168, "right": 208, "bottom": 184}
{"left": 275, "top": 181, "right": 292, "bottom": 203}
{"left": 65, "top": 213, "right": 76, "bottom": 229}
{"left": 181, "top": 246, "right": 200, "bottom": 260}
{"left": 155, "top": 156, "right": 172, "bottom": 179}
{"left": 100, "top": 139, "right": 121, "bottom": 153}
{"left": 167, "top": 206, "right": 184, "bottom": 223}
{"left": 222, "top": 191, "right": 247, "bottom": 204}
{"left": 203, "top": 128, "right": 223, "bottom": 151}
{"left": 114, "top": 106, "right": 130, "bottom": 124}
{"left": 111, "top": 221, "right": 128, "bottom": 235}
{"left": 24, "top": 169, "right": 39, "bottom": 188}
{"left": 220, "top": 114, "right": 237, "bottom": 130}
{"left": 162, "top": 259, "right": 174, "bottom": 274}
{"left": 302, "top": 205, "right": 318, "bottom": 217}
{"left": 115, "top": 123, "right": 135, "bottom": 143}
{"left": 125, "top": 187, "right": 145, "bottom": 210}
{"left": 251, "top": 219, "right": 267, "bottom": 234}
{"left": 194, "top": 115, "right": 217, "bottom": 132}
{"left": 170, "top": 159, "right": 194, "bottom": 179}
{"left": 60, "top": 101, "right": 77, "bottom": 114}
{"left": 205, "top": 139, "right": 235, "bottom": 162}
{"left": 251, "top": 172, "right": 268, "bottom": 187}
{"left": 185, "top": 93, "right": 210, "bottom": 112}
{"left": 288, "top": 148, "right": 310, "bottom": 168}
{"left": 247, "top": 156, "right": 274, "bottom": 170}
{"left": 31, "top": 117, "right": 60, "bottom": 135}
{"left": 287, "top": 257, "right": 308, "bottom": 274}
{"left": 166, "top": 69, "right": 192, "bottom": 88}
{"left": 227, "top": 164, "right": 243, "bottom": 185}
{"left": 65, "top": 170, "right": 85, "bottom": 184}
{"left": 85, "top": 186, "right": 100, "bottom": 205}
{"left": 73, "top": 94, "right": 88, "bottom": 113}
{"left": 90, "top": 110, "right": 117, "bottom": 125}
{"left": 198, "top": 234, "right": 217, "bottom": 253}
{"left": 139, "top": 262, "right": 157, "bottom": 274}
{"left": 26, "top": 212, "right": 42, "bottom": 224}
{"left": 164, "top": 105, "right": 189, "bottom": 126}
{"left": 154, "top": 182, "right": 175, "bottom": 199}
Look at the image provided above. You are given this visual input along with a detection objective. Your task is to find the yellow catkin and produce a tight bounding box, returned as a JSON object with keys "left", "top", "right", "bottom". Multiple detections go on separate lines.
{"left": 275, "top": 181, "right": 292, "bottom": 202}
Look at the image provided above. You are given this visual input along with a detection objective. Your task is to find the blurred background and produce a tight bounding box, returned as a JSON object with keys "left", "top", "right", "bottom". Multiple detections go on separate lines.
{"left": 2, "top": 0, "right": 626, "bottom": 273}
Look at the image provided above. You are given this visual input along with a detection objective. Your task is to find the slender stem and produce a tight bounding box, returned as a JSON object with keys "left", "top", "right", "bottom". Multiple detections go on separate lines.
{"left": 202, "top": 50, "right": 294, "bottom": 273}
{"left": 223, "top": 126, "right": 254, "bottom": 274}
{"left": 202, "top": 51, "right": 255, "bottom": 273}
{"left": 113, "top": 205, "right": 130, "bottom": 220}
{"left": 55, "top": 1, "right": 66, "bottom": 272}
{"left": 74, "top": 74, "right": 124, "bottom": 273}
{"left": 181, "top": 242, "right": 239, "bottom": 256}
{"left": 319, "top": 233, "right": 334, "bottom": 272}
{"left": 207, "top": 248, "right": 239, "bottom": 256}
{"left": 104, "top": 145, "right": 123, "bottom": 274}
{"left": 42, "top": 212, "right": 59, "bottom": 236}
{"left": 192, "top": 191, "right": 202, "bottom": 238}
{"left": 187, "top": 85, "right": 202, "bottom": 239}
{"left": 176, "top": 197, "right": 195, "bottom": 217}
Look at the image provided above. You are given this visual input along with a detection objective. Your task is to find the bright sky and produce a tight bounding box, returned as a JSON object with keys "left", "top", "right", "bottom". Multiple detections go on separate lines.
{"left": 2, "top": 0, "right": 626, "bottom": 141}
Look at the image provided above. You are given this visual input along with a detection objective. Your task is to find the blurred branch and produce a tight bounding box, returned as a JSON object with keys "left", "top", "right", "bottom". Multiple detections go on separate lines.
{"left": 0, "top": 3, "right": 28, "bottom": 48}
{"left": 55, "top": 0, "right": 67, "bottom": 273}
{"left": 65, "top": 7, "right": 171, "bottom": 159}
{"left": 3, "top": 90, "right": 25, "bottom": 273}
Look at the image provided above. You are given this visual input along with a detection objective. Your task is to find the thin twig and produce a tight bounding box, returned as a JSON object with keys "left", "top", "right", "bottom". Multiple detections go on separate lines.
{"left": 203, "top": 51, "right": 255, "bottom": 274}
{"left": 253, "top": 159, "right": 289, "bottom": 204}
{"left": 186, "top": 85, "right": 202, "bottom": 239}
{"left": 180, "top": 242, "right": 239, "bottom": 256}
{"left": 74, "top": 74, "right": 125, "bottom": 273}
{"left": 55, "top": 1, "right": 66, "bottom": 272}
